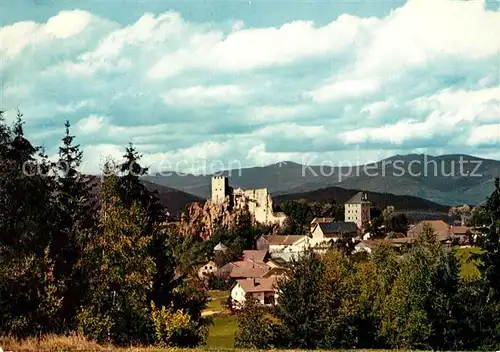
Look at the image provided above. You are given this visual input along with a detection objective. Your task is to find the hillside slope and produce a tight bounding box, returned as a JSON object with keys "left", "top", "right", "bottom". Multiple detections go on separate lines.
{"left": 89, "top": 177, "right": 203, "bottom": 218}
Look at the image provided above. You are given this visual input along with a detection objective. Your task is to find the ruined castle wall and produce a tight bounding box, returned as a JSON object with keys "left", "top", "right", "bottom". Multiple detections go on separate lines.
{"left": 209, "top": 177, "right": 287, "bottom": 227}
{"left": 234, "top": 188, "right": 286, "bottom": 226}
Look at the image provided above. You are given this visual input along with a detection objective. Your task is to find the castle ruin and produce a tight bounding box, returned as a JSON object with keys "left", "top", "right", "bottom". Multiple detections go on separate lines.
{"left": 211, "top": 176, "right": 287, "bottom": 226}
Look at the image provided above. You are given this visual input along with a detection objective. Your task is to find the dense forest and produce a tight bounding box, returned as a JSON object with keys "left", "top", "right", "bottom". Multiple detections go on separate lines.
{"left": 0, "top": 112, "right": 224, "bottom": 345}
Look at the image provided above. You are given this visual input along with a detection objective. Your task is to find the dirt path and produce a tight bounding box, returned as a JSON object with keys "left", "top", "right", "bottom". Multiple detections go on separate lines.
{"left": 202, "top": 309, "right": 223, "bottom": 317}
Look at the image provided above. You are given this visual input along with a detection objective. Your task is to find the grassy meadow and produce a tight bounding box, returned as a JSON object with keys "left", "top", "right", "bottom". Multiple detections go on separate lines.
{"left": 0, "top": 334, "right": 418, "bottom": 351}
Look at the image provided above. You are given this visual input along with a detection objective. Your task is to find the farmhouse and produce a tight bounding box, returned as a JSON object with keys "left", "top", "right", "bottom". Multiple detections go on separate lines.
{"left": 216, "top": 250, "right": 272, "bottom": 279}
{"left": 310, "top": 221, "right": 359, "bottom": 247}
{"left": 230, "top": 276, "right": 279, "bottom": 309}
{"left": 407, "top": 220, "right": 471, "bottom": 244}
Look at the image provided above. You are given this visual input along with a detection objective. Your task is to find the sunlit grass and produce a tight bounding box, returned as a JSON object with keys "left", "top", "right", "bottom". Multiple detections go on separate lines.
{"left": 455, "top": 246, "right": 483, "bottom": 280}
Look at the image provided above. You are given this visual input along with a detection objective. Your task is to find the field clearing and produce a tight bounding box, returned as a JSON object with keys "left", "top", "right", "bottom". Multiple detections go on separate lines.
{"left": 205, "top": 290, "right": 229, "bottom": 312}
{"left": 205, "top": 314, "right": 238, "bottom": 349}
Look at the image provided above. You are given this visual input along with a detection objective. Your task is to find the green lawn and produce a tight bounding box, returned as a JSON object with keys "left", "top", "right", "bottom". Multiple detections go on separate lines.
{"left": 206, "top": 290, "right": 229, "bottom": 312}
{"left": 204, "top": 290, "right": 237, "bottom": 348}
{"left": 205, "top": 314, "right": 239, "bottom": 349}
{"left": 455, "top": 246, "right": 483, "bottom": 280}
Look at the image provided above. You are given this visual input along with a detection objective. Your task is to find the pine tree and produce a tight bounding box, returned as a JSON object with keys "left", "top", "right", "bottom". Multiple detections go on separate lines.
{"left": 9, "top": 110, "right": 38, "bottom": 166}
{"left": 116, "top": 143, "right": 175, "bottom": 309}
{"left": 0, "top": 111, "right": 61, "bottom": 336}
{"left": 475, "top": 177, "right": 500, "bottom": 298}
{"left": 52, "top": 121, "right": 96, "bottom": 328}
{"left": 0, "top": 111, "right": 11, "bottom": 159}
{"left": 118, "top": 142, "right": 165, "bottom": 223}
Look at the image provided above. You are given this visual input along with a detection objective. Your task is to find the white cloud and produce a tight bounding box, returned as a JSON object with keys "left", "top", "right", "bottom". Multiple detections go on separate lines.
{"left": 162, "top": 85, "right": 246, "bottom": 106}
{"left": 56, "top": 100, "right": 94, "bottom": 113}
{"left": 249, "top": 105, "right": 309, "bottom": 123}
{"left": 411, "top": 87, "right": 500, "bottom": 124}
{"left": 76, "top": 115, "right": 107, "bottom": 134}
{"left": 355, "top": 0, "right": 500, "bottom": 76}
{"left": 255, "top": 123, "right": 328, "bottom": 139}
{"left": 0, "top": 10, "right": 99, "bottom": 61}
{"left": 468, "top": 124, "right": 500, "bottom": 146}
{"left": 341, "top": 116, "right": 442, "bottom": 145}
{"left": 80, "top": 144, "right": 123, "bottom": 173}
{"left": 361, "top": 99, "right": 394, "bottom": 119}
{"left": 307, "top": 78, "right": 380, "bottom": 103}
{"left": 147, "top": 14, "right": 378, "bottom": 79}
{"left": 44, "top": 10, "right": 93, "bottom": 39}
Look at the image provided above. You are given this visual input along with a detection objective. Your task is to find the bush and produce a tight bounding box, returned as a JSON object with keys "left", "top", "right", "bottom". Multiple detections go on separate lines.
{"left": 234, "top": 295, "right": 282, "bottom": 349}
{"left": 150, "top": 301, "right": 190, "bottom": 346}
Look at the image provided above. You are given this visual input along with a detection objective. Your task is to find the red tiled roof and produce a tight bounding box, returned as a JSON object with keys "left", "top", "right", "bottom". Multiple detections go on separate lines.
{"left": 242, "top": 250, "right": 268, "bottom": 262}
{"left": 408, "top": 220, "right": 451, "bottom": 241}
{"left": 236, "top": 276, "right": 278, "bottom": 293}
{"left": 218, "top": 259, "right": 270, "bottom": 279}
{"left": 408, "top": 220, "right": 470, "bottom": 242}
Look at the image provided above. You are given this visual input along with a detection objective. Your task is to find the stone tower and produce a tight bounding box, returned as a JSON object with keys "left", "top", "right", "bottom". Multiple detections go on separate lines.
{"left": 344, "top": 192, "right": 371, "bottom": 229}
{"left": 211, "top": 176, "right": 230, "bottom": 204}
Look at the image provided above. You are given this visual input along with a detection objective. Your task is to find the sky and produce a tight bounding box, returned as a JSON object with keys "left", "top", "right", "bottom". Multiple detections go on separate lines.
{"left": 1, "top": 0, "right": 499, "bottom": 174}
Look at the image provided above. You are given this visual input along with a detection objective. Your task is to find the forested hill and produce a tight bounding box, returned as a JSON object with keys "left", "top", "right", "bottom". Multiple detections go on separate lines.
{"left": 88, "top": 176, "right": 203, "bottom": 217}
{"left": 272, "top": 185, "right": 450, "bottom": 222}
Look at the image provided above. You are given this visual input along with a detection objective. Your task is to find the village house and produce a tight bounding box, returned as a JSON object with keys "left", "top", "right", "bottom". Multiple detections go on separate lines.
{"left": 269, "top": 251, "right": 304, "bottom": 263}
{"left": 310, "top": 221, "right": 359, "bottom": 247}
{"left": 213, "top": 242, "right": 228, "bottom": 253}
{"left": 216, "top": 250, "right": 272, "bottom": 279}
{"left": 310, "top": 217, "right": 335, "bottom": 232}
{"left": 407, "top": 220, "right": 471, "bottom": 245}
{"left": 256, "top": 234, "right": 309, "bottom": 253}
{"left": 216, "top": 259, "right": 271, "bottom": 279}
{"left": 230, "top": 276, "right": 279, "bottom": 309}
{"left": 241, "top": 249, "right": 268, "bottom": 262}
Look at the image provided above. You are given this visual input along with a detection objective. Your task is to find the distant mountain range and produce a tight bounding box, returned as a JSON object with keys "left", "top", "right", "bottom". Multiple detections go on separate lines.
{"left": 143, "top": 154, "right": 500, "bottom": 206}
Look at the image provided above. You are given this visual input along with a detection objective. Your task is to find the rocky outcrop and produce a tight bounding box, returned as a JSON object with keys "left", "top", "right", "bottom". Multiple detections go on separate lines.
{"left": 178, "top": 197, "right": 252, "bottom": 240}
